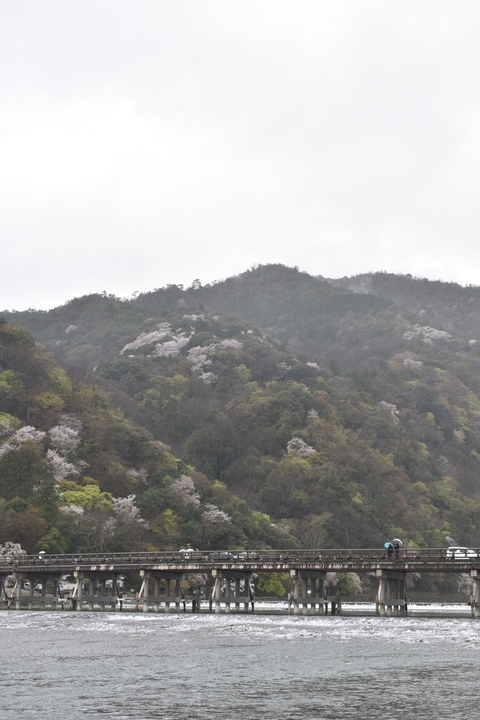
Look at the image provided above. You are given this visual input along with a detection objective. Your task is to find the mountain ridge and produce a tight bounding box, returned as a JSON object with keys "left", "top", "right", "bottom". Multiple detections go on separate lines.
{"left": 2, "top": 263, "right": 480, "bottom": 602}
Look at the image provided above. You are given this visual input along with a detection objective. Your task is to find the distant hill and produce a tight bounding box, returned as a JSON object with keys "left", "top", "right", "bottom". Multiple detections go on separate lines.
{"left": 3, "top": 264, "right": 480, "bottom": 600}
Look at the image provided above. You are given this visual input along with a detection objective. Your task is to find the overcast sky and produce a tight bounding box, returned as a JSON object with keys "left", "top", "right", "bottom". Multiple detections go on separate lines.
{"left": 1, "top": 1, "right": 479, "bottom": 311}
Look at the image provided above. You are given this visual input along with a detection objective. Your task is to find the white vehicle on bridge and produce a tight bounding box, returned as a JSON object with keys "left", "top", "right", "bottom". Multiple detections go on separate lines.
{"left": 446, "top": 546, "right": 480, "bottom": 559}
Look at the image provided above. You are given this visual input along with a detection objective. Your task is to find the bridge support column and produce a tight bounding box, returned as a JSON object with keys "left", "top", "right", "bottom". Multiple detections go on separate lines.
{"left": 290, "top": 570, "right": 326, "bottom": 615}
{"left": 213, "top": 574, "right": 222, "bottom": 613}
{"left": 15, "top": 577, "right": 22, "bottom": 610}
{"left": 211, "top": 570, "right": 254, "bottom": 613}
{"left": 138, "top": 571, "right": 185, "bottom": 613}
{"left": 72, "top": 574, "right": 82, "bottom": 609}
{"left": 376, "top": 570, "right": 407, "bottom": 616}
{"left": 470, "top": 570, "right": 480, "bottom": 619}
{"left": 7, "top": 572, "right": 64, "bottom": 610}
{"left": 375, "top": 570, "right": 387, "bottom": 615}
{"left": 73, "top": 571, "right": 122, "bottom": 611}
{"left": 141, "top": 575, "right": 149, "bottom": 612}
{"left": 0, "top": 573, "right": 10, "bottom": 608}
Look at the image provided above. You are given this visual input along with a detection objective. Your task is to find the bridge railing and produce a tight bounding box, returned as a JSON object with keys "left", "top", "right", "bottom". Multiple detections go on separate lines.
{"left": 1, "top": 547, "right": 479, "bottom": 569}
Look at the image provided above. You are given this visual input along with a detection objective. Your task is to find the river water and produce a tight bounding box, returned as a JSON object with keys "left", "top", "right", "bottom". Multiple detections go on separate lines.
{"left": 1, "top": 608, "right": 479, "bottom": 719}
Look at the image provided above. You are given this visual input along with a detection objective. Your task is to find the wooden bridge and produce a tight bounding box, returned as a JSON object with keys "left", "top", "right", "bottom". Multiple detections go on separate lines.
{"left": 1, "top": 547, "right": 479, "bottom": 617}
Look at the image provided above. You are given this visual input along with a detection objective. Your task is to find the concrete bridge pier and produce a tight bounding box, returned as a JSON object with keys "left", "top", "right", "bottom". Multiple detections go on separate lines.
{"left": 8, "top": 571, "right": 64, "bottom": 610}
{"left": 0, "top": 572, "right": 11, "bottom": 607}
{"left": 290, "top": 570, "right": 326, "bottom": 615}
{"left": 138, "top": 571, "right": 185, "bottom": 612}
{"left": 27, "top": 575, "right": 53, "bottom": 609}
{"left": 376, "top": 569, "right": 407, "bottom": 616}
{"left": 212, "top": 570, "right": 254, "bottom": 613}
{"left": 73, "top": 571, "right": 122, "bottom": 611}
{"left": 470, "top": 570, "right": 480, "bottom": 619}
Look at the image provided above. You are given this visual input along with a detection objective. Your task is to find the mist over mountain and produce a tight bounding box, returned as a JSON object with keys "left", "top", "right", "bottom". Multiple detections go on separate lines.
{"left": 3, "top": 264, "right": 480, "bottom": 599}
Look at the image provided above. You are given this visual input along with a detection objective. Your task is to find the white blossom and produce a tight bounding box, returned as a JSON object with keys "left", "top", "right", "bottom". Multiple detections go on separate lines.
{"left": 307, "top": 409, "right": 319, "bottom": 419}
{"left": 187, "top": 339, "right": 243, "bottom": 372}
{"left": 277, "top": 362, "right": 291, "bottom": 375}
{"left": 59, "top": 504, "right": 85, "bottom": 516}
{"left": 104, "top": 516, "right": 117, "bottom": 534}
{"left": 13, "top": 425, "right": 46, "bottom": 443}
{"left": 0, "top": 442, "right": 16, "bottom": 458}
{"left": 218, "top": 339, "right": 243, "bottom": 351}
{"left": 403, "top": 357, "right": 423, "bottom": 368}
{"left": 171, "top": 475, "right": 201, "bottom": 505}
{"left": 65, "top": 324, "right": 77, "bottom": 334}
{"left": 187, "top": 346, "right": 211, "bottom": 372}
{"left": 183, "top": 314, "right": 205, "bottom": 321}
{"left": 287, "top": 437, "right": 316, "bottom": 457}
{"left": 379, "top": 401, "right": 400, "bottom": 424}
{"left": 0, "top": 541, "right": 27, "bottom": 559}
{"left": 113, "top": 494, "right": 147, "bottom": 526}
{"left": 120, "top": 323, "right": 173, "bottom": 354}
{"left": 49, "top": 416, "right": 82, "bottom": 454}
{"left": 153, "top": 335, "right": 190, "bottom": 357}
{"left": 0, "top": 425, "right": 46, "bottom": 458}
{"left": 126, "top": 468, "right": 149, "bottom": 484}
{"left": 200, "top": 372, "right": 217, "bottom": 385}
{"left": 202, "top": 503, "right": 232, "bottom": 524}
{"left": 113, "top": 494, "right": 141, "bottom": 519}
{"left": 0, "top": 420, "right": 14, "bottom": 439}
{"left": 403, "top": 325, "right": 452, "bottom": 344}
{"left": 45, "top": 449, "right": 80, "bottom": 482}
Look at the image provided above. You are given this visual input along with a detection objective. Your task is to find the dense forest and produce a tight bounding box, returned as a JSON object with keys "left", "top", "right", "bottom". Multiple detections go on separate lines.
{"left": 3, "top": 264, "right": 480, "bottom": 596}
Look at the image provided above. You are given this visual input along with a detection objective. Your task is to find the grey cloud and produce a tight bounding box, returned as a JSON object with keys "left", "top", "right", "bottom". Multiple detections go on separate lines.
{"left": 1, "top": 1, "right": 479, "bottom": 310}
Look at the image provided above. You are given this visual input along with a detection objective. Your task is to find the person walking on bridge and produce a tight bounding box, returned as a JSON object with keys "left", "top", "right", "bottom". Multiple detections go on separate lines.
{"left": 393, "top": 539, "right": 403, "bottom": 558}
{"left": 384, "top": 542, "right": 394, "bottom": 558}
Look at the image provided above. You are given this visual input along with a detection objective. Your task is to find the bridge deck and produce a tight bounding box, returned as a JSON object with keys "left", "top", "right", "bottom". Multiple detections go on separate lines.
{"left": 1, "top": 548, "right": 479, "bottom": 574}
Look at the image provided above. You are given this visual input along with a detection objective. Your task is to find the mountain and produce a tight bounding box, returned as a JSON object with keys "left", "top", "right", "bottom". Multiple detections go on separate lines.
{"left": 3, "top": 264, "right": 480, "bottom": 579}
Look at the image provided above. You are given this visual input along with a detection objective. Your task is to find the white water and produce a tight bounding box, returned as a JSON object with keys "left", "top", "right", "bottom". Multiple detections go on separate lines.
{"left": 1, "top": 608, "right": 479, "bottom": 719}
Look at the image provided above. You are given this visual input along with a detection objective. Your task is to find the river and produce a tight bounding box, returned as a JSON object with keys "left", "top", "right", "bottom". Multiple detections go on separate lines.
{"left": 1, "top": 608, "right": 479, "bottom": 719}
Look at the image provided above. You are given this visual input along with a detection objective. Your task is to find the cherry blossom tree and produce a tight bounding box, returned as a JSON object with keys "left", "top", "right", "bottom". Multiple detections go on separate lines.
{"left": 286, "top": 437, "right": 316, "bottom": 457}
{"left": 48, "top": 414, "right": 82, "bottom": 455}
{"left": 113, "top": 494, "right": 146, "bottom": 524}
{"left": 171, "top": 475, "right": 201, "bottom": 506}
{"left": 202, "top": 503, "right": 232, "bottom": 524}
{"left": 0, "top": 541, "right": 26, "bottom": 560}
{"left": 0, "top": 425, "right": 46, "bottom": 457}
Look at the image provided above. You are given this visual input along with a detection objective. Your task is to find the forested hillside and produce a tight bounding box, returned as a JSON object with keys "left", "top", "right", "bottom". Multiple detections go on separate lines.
{"left": 0, "top": 318, "right": 293, "bottom": 560}
{"left": 3, "top": 264, "right": 480, "bottom": 566}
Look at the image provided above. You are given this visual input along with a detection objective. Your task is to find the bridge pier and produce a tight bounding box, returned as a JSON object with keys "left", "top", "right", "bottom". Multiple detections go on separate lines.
{"left": 0, "top": 572, "right": 11, "bottom": 607}
{"left": 376, "top": 569, "right": 408, "bottom": 616}
{"left": 5, "top": 571, "right": 66, "bottom": 610}
{"left": 212, "top": 569, "right": 254, "bottom": 613}
{"left": 138, "top": 571, "right": 185, "bottom": 612}
{"left": 470, "top": 570, "right": 480, "bottom": 619}
{"left": 73, "top": 570, "right": 122, "bottom": 611}
{"left": 289, "top": 570, "right": 326, "bottom": 615}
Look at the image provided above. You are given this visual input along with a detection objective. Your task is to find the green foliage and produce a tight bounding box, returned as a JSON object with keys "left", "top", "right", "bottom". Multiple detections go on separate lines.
{"left": 36, "top": 527, "right": 67, "bottom": 554}
{"left": 0, "top": 440, "right": 46, "bottom": 500}
{"left": 3, "top": 264, "right": 480, "bottom": 572}
{"left": 61, "top": 484, "right": 113, "bottom": 510}
{"left": 257, "top": 572, "right": 291, "bottom": 597}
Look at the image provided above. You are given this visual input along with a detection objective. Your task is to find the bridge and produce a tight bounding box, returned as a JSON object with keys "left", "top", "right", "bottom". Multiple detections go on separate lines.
{"left": 1, "top": 547, "right": 479, "bottom": 617}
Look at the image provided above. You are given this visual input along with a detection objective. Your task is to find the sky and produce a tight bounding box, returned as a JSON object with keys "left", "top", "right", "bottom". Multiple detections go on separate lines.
{"left": 1, "top": 1, "right": 479, "bottom": 311}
